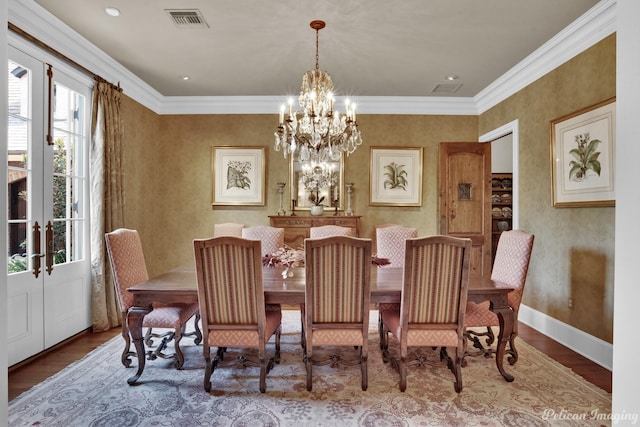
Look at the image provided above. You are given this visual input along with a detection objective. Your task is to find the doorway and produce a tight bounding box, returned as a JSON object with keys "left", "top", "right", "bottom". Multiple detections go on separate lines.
{"left": 480, "top": 120, "right": 519, "bottom": 231}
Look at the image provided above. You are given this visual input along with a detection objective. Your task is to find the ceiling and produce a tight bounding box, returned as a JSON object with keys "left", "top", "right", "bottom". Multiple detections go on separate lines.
{"left": 33, "top": 0, "right": 601, "bottom": 98}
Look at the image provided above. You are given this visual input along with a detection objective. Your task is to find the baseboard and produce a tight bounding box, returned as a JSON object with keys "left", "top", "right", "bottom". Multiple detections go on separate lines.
{"left": 518, "top": 304, "right": 612, "bottom": 371}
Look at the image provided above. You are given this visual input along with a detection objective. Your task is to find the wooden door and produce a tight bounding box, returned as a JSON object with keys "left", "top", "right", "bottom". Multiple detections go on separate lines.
{"left": 438, "top": 142, "right": 491, "bottom": 277}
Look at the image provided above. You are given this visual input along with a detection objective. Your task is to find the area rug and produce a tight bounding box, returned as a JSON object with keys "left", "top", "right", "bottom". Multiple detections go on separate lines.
{"left": 9, "top": 310, "right": 611, "bottom": 426}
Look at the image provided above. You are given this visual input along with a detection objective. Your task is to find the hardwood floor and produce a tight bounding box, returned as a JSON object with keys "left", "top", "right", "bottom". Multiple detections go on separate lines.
{"left": 8, "top": 321, "right": 612, "bottom": 401}
{"left": 8, "top": 327, "right": 120, "bottom": 401}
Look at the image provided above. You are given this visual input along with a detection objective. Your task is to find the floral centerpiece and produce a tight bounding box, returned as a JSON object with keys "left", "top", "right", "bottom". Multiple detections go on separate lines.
{"left": 263, "top": 245, "right": 305, "bottom": 278}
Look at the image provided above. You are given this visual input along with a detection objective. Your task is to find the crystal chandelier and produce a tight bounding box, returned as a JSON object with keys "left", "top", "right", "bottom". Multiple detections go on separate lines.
{"left": 274, "top": 20, "right": 363, "bottom": 164}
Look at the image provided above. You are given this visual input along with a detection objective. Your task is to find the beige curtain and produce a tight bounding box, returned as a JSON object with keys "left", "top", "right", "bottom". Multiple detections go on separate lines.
{"left": 90, "top": 80, "right": 125, "bottom": 331}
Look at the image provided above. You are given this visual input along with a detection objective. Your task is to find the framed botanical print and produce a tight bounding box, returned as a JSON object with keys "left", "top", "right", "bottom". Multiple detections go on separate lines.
{"left": 369, "top": 147, "right": 423, "bottom": 206}
{"left": 551, "top": 97, "right": 615, "bottom": 207}
{"left": 211, "top": 146, "right": 266, "bottom": 206}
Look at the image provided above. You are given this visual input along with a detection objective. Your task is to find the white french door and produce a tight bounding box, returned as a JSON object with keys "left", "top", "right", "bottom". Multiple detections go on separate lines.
{"left": 7, "top": 45, "right": 92, "bottom": 366}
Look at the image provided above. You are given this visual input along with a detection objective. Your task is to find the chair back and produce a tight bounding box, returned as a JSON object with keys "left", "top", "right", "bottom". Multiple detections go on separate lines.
{"left": 491, "top": 230, "right": 535, "bottom": 310}
{"left": 193, "top": 236, "right": 266, "bottom": 345}
{"left": 401, "top": 235, "right": 471, "bottom": 343}
{"left": 304, "top": 236, "right": 372, "bottom": 337}
{"left": 376, "top": 225, "right": 417, "bottom": 267}
{"left": 213, "top": 222, "right": 244, "bottom": 237}
{"left": 242, "top": 226, "right": 285, "bottom": 256}
{"left": 309, "top": 225, "right": 354, "bottom": 239}
{"left": 105, "top": 228, "right": 149, "bottom": 312}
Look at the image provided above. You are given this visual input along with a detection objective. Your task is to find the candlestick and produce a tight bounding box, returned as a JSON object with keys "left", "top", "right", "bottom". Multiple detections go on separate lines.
{"left": 276, "top": 182, "right": 286, "bottom": 216}
{"left": 345, "top": 183, "right": 354, "bottom": 216}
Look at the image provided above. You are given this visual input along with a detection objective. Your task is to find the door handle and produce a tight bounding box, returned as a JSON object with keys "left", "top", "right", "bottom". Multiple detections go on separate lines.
{"left": 32, "top": 222, "right": 42, "bottom": 278}
{"left": 45, "top": 221, "right": 54, "bottom": 275}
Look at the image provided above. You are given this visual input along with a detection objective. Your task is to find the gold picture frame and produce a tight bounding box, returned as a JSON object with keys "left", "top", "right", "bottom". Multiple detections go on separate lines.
{"left": 211, "top": 146, "right": 266, "bottom": 206}
{"left": 369, "top": 147, "right": 423, "bottom": 207}
{"left": 550, "top": 97, "right": 615, "bottom": 207}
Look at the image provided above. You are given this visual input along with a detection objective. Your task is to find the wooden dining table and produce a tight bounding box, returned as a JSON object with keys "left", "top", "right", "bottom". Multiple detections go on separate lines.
{"left": 126, "top": 265, "right": 516, "bottom": 385}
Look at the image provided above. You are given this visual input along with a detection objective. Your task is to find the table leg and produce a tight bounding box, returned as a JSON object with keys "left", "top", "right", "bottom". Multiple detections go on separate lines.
{"left": 490, "top": 297, "right": 515, "bottom": 382}
{"left": 126, "top": 305, "right": 152, "bottom": 385}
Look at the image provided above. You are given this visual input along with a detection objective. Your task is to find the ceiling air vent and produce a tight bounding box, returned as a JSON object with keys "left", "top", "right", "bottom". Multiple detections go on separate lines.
{"left": 165, "top": 9, "right": 209, "bottom": 28}
{"left": 430, "top": 83, "right": 463, "bottom": 94}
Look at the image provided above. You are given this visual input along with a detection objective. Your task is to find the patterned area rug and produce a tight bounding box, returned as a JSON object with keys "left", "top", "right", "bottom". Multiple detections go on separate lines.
{"left": 9, "top": 310, "right": 611, "bottom": 426}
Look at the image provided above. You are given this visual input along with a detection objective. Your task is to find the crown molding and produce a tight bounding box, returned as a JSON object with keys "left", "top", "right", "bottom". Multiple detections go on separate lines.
{"left": 475, "top": 0, "right": 616, "bottom": 114}
{"left": 8, "top": 0, "right": 165, "bottom": 112}
{"left": 158, "top": 95, "right": 479, "bottom": 115}
{"left": 8, "top": 0, "right": 616, "bottom": 116}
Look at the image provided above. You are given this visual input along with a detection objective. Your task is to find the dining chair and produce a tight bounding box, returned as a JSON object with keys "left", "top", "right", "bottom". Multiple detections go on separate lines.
{"left": 303, "top": 235, "right": 372, "bottom": 391}
{"left": 193, "top": 236, "right": 282, "bottom": 393}
{"left": 213, "top": 222, "right": 244, "bottom": 237}
{"left": 309, "top": 225, "right": 354, "bottom": 239}
{"left": 242, "top": 225, "right": 285, "bottom": 256}
{"left": 105, "top": 228, "right": 202, "bottom": 369}
{"left": 374, "top": 224, "right": 418, "bottom": 343}
{"left": 379, "top": 235, "right": 472, "bottom": 392}
{"left": 464, "top": 229, "right": 534, "bottom": 364}
{"left": 375, "top": 224, "right": 417, "bottom": 268}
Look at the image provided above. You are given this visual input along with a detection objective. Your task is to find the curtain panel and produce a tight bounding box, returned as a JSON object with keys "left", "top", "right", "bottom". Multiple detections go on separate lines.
{"left": 90, "top": 81, "right": 125, "bottom": 331}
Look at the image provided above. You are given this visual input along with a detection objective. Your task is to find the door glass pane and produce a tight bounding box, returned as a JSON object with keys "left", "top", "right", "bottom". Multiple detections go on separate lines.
{"left": 51, "top": 81, "right": 86, "bottom": 265}
{"left": 7, "top": 59, "right": 32, "bottom": 273}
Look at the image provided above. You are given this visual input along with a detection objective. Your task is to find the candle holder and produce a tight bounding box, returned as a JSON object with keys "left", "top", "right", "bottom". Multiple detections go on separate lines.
{"left": 276, "top": 182, "right": 286, "bottom": 216}
{"left": 291, "top": 199, "right": 297, "bottom": 216}
{"left": 345, "top": 183, "right": 354, "bottom": 216}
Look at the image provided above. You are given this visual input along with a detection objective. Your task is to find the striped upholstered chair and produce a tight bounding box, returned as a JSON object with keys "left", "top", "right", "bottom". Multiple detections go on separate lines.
{"left": 309, "top": 225, "right": 354, "bottom": 239}
{"left": 105, "top": 228, "right": 201, "bottom": 370}
{"left": 379, "top": 235, "right": 472, "bottom": 392}
{"left": 464, "top": 229, "right": 534, "bottom": 364}
{"left": 193, "top": 236, "right": 282, "bottom": 393}
{"left": 242, "top": 226, "right": 285, "bottom": 256}
{"left": 303, "top": 236, "right": 372, "bottom": 391}
{"left": 213, "top": 222, "right": 244, "bottom": 237}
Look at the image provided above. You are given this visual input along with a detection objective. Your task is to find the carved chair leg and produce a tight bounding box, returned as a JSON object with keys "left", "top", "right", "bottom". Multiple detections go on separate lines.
{"left": 304, "top": 353, "right": 313, "bottom": 391}
{"left": 173, "top": 328, "right": 185, "bottom": 369}
{"left": 183, "top": 312, "right": 202, "bottom": 345}
{"left": 274, "top": 325, "right": 282, "bottom": 364}
{"left": 259, "top": 358, "right": 268, "bottom": 393}
{"left": 361, "top": 349, "right": 368, "bottom": 391}
{"left": 399, "top": 355, "right": 407, "bottom": 392}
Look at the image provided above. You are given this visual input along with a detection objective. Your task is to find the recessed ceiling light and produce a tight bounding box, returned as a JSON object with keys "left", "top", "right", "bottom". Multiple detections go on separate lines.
{"left": 181, "top": 75, "right": 191, "bottom": 81}
{"left": 445, "top": 74, "right": 459, "bottom": 81}
{"left": 105, "top": 7, "right": 120, "bottom": 17}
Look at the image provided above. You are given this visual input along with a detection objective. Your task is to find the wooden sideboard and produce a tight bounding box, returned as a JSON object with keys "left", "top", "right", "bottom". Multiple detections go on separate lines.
{"left": 269, "top": 215, "right": 361, "bottom": 248}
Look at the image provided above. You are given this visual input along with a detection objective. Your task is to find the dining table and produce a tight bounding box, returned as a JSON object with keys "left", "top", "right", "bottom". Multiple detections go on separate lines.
{"left": 126, "top": 265, "right": 516, "bottom": 385}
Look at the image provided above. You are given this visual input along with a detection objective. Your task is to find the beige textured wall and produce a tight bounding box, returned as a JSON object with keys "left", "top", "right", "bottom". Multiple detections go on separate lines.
{"left": 479, "top": 35, "right": 616, "bottom": 342}
{"left": 120, "top": 108, "right": 477, "bottom": 277}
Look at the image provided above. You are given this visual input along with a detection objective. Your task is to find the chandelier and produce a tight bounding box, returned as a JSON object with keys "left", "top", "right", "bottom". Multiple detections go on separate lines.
{"left": 274, "top": 20, "right": 363, "bottom": 164}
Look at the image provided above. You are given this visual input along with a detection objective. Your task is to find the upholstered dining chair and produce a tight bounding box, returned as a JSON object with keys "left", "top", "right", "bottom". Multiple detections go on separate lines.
{"left": 374, "top": 224, "right": 418, "bottom": 343}
{"left": 303, "top": 235, "right": 372, "bottom": 391}
{"left": 193, "top": 236, "right": 282, "bottom": 393}
{"left": 213, "top": 222, "right": 244, "bottom": 237}
{"left": 309, "top": 225, "right": 354, "bottom": 239}
{"left": 379, "top": 235, "right": 472, "bottom": 392}
{"left": 242, "top": 225, "right": 285, "bottom": 256}
{"left": 375, "top": 224, "right": 417, "bottom": 268}
{"left": 464, "top": 229, "right": 534, "bottom": 364}
{"left": 105, "top": 228, "right": 202, "bottom": 370}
